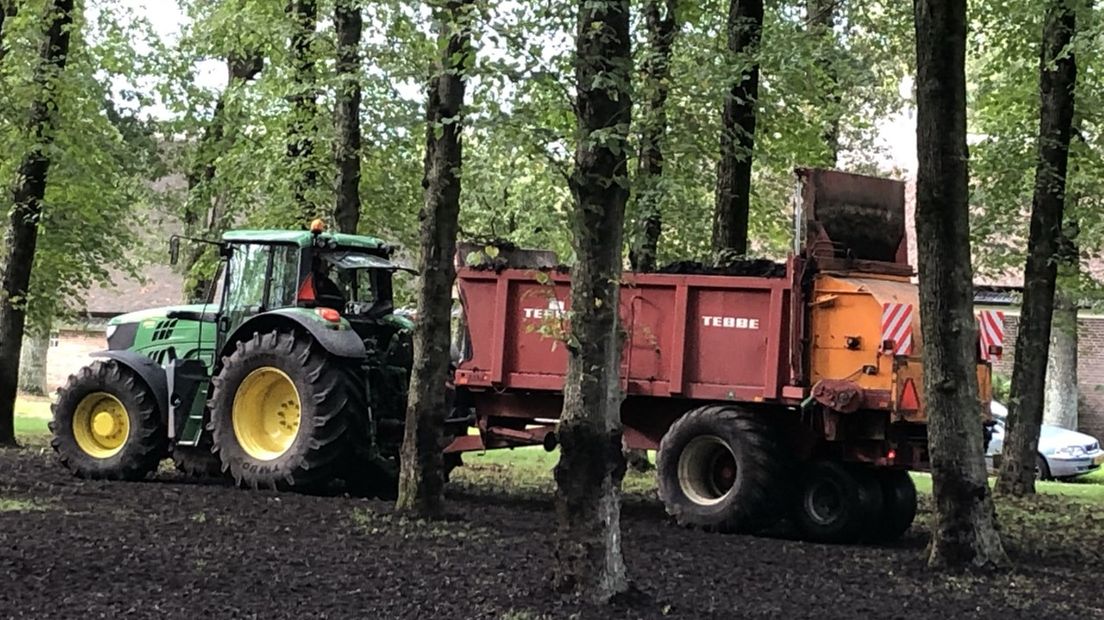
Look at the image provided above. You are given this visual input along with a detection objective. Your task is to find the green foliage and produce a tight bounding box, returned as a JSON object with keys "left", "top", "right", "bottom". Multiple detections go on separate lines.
{"left": 621, "top": 0, "right": 912, "bottom": 263}
{"left": 969, "top": 0, "right": 1104, "bottom": 301}
{"left": 1, "top": 0, "right": 163, "bottom": 331}
{"left": 3, "top": 0, "right": 915, "bottom": 309}
{"left": 5, "top": 0, "right": 1089, "bottom": 330}
{"left": 992, "top": 371, "right": 1012, "bottom": 403}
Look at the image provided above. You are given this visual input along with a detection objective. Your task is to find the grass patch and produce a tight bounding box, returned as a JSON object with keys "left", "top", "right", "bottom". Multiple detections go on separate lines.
{"left": 0, "top": 497, "right": 47, "bottom": 512}
{"left": 911, "top": 469, "right": 1104, "bottom": 562}
{"left": 349, "top": 507, "right": 492, "bottom": 541}
{"left": 499, "top": 611, "right": 551, "bottom": 620}
{"left": 911, "top": 471, "right": 1104, "bottom": 501}
{"left": 14, "top": 395, "right": 52, "bottom": 418}
{"left": 13, "top": 394, "right": 53, "bottom": 444}
{"left": 455, "top": 446, "right": 658, "bottom": 497}
{"left": 14, "top": 414, "right": 50, "bottom": 438}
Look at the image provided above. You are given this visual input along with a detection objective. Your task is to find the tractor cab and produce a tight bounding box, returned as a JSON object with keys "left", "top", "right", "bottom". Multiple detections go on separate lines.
{"left": 214, "top": 222, "right": 408, "bottom": 348}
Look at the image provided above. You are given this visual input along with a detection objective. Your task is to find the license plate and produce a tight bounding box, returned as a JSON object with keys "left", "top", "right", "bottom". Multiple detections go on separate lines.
{"left": 1094, "top": 453, "right": 1104, "bottom": 465}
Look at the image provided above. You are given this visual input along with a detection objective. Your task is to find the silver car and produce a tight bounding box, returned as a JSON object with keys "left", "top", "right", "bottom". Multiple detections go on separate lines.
{"left": 987, "top": 402, "right": 1104, "bottom": 480}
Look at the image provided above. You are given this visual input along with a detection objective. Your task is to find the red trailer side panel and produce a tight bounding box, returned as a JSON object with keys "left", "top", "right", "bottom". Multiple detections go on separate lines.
{"left": 456, "top": 267, "right": 794, "bottom": 404}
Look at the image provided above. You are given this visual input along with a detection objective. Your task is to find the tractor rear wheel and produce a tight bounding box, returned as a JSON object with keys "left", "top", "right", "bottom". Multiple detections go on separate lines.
{"left": 50, "top": 361, "right": 167, "bottom": 480}
{"left": 794, "top": 462, "right": 883, "bottom": 544}
{"left": 657, "top": 405, "right": 790, "bottom": 533}
{"left": 209, "top": 330, "right": 359, "bottom": 490}
{"left": 870, "top": 469, "right": 917, "bottom": 542}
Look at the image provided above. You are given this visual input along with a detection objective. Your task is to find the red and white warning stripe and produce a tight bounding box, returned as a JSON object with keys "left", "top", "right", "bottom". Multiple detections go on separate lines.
{"left": 978, "top": 310, "right": 1005, "bottom": 361}
{"left": 881, "top": 302, "right": 913, "bottom": 356}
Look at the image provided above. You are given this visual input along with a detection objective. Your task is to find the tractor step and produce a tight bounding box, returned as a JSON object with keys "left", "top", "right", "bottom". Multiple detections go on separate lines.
{"left": 167, "top": 358, "right": 211, "bottom": 447}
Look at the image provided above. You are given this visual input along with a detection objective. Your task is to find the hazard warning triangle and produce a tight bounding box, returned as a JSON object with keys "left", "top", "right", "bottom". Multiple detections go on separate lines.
{"left": 899, "top": 379, "right": 920, "bottom": 411}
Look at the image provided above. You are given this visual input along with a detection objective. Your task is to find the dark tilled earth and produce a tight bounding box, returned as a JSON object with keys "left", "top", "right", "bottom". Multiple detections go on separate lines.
{"left": 1, "top": 449, "right": 1101, "bottom": 620}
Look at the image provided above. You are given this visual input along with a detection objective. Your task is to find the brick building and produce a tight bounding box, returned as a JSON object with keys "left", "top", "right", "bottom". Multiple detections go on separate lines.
{"left": 900, "top": 178, "right": 1104, "bottom": 440}
{"left": 976, "top": 301, "right": 1104, "bottom": 441}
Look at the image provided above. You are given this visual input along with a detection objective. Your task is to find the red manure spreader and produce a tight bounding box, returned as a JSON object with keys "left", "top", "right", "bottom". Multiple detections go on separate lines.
{"left": 446, "top": 168, "right": 996, "bottom": 543}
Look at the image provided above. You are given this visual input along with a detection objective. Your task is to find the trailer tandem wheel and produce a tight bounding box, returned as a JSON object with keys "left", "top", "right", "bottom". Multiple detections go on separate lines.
{"left": 656, "top": 405, "right": 790, "bottom": 533}
{"left": 871, "top": 469, "right": 917, "bottom": 542}
{"left": 794, "top": 461, "right": 883, "bottom": 544}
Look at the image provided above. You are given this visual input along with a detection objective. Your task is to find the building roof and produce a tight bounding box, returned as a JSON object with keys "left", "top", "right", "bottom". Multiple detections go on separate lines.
{"left": 83, "top": 263, "right": 186, "bottom": 317}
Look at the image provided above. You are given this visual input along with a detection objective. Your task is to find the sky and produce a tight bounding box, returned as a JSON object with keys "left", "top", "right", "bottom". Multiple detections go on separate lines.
{"left": 121, "top": 0, "right": 920, "bottom": 174}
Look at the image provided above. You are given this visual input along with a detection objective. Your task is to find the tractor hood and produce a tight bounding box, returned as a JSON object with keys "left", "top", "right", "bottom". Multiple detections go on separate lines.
{"left": 107, "top": 304, "right": 214, "bottom": 327}
{"left": 105, "top": 304, "right": 218, "bottom": 361}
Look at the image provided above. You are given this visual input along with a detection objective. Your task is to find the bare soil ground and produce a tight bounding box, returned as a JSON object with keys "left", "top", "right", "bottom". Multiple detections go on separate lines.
{"left": 2, "top": 448, "right": 1102, "bottom": 619}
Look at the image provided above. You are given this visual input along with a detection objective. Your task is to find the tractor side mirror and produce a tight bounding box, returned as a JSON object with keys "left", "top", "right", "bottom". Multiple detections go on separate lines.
{"left": 169, "top": 236, "right": 180, "bottom": 266}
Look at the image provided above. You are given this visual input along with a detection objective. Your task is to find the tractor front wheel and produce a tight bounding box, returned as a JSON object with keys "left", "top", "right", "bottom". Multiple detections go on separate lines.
{"left": 50, "top": 361, "right": 167, "bottom": 480}
{"left": 209, "top": 330, "right": 358, "bottom": 490}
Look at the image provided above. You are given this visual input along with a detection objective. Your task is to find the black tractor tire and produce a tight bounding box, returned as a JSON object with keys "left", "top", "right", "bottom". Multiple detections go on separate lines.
{"left": 50, "top": 360, "right": 167, "bottom": 481}
{"left": 794, "top": 461, "right": 883, "bottom": 544}
{"left": 656, "top": 405, "right": 790, "bottom": 533}
{"left": 171, "top": 440, "right": 223, "bottom": 479}
{"left": 871, "top": 469, "right": 917, "bottom": 542}
{"left": 209, "top": 329, "right": 359, "bottom": 490}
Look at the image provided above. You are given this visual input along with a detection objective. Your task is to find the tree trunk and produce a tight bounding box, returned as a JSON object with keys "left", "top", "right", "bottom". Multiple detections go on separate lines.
{"left": 183, "top": 53, "right": 263, "bottom": 301}
{"left": 1044, "top": 219, "right": 1080, "bottom": 430}
{"left": 333, "top": 0, "right": 363, "bottom": 235}
{"left": 628, "top": 0, "right": 677, "bottom": 273}
{"left": 287, "top": 0, "right": 320, "bottom": 223}
{"left": 913, "top": 0, "right": 1008, "bottom": 569}
{"left": 711, "top": 0, "right": 763, "bottom": 259}
{"left": 0, "top": 0, "right": 76, "bottom": 448}
{"left": 395, "top": 0, "right": 474, "bottom": 519}
{"left": 17, "top": 323, "right": 50, "bottom": 397}
{"left": 553, "top": 0, "right": 632, "bottom": 602}
{"left": 1044, "top": 282, "right": 1078, "bottom": 430}
{"left": 807, "top": 0, "right": 841, "bottom": 165}
{"left": 995, "top": 0, "right": 1079, "bottom": 497}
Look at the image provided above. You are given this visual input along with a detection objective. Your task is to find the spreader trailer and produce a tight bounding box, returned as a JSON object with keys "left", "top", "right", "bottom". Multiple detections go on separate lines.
{"left": 446, "top": 168, "right": 999, "bottom": 543}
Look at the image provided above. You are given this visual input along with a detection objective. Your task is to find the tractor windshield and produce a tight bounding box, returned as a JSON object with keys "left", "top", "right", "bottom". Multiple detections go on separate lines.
{"left": 313, "top": 250, "right": 400, "bottom": 317}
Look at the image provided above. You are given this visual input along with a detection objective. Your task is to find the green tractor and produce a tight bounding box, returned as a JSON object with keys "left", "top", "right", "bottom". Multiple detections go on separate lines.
{"left": 49, "top": 222, "right": 414, "bottom": 494}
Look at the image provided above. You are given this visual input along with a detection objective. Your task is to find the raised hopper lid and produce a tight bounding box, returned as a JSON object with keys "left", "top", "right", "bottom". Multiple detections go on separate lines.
{"left": 797, "top": 168, "right": 909, "bottom": 269}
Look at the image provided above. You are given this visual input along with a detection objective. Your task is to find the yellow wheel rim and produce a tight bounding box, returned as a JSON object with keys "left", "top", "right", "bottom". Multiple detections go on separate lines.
{"left": 232, "top": 367, "right": 302, "bottom": 461}
{"left": 72, "top": 392, "right": 130, "bottom": 458}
